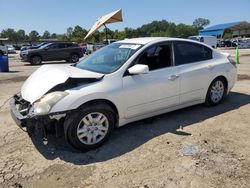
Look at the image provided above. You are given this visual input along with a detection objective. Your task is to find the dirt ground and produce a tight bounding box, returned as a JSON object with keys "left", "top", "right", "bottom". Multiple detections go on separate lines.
{"left": 0, "top": 49, "right": 250, "bottom": 188}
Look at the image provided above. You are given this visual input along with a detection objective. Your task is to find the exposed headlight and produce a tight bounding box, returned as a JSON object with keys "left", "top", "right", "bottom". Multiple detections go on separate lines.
{"left": 32, "top": 91, "right": 68, "bottom": 116}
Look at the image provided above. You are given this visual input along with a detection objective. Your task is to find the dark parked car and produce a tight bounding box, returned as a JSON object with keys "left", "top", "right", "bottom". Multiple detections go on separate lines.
{"left": 20, "top": 42, "right": 48, "bottom": 51}
{"left": 20, "top": 42, "right": 83, "bottom": 65}
{"left": 217, "top": 40, "right": 237, "bottom": 48}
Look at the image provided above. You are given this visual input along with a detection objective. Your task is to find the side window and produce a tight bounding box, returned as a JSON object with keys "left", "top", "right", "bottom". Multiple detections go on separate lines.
{"left": 65, "top": 43, "right": 74, "bottom": 48}
{"left": 57, "top": 43, "right": 67, "bottom": 49}
{"left": 137, "top": 44, "right": 172, "bottom": 71}
{"left": 48, "top": 44, "right": 58, "bottom": 49}
{"left": 174, "top": 42, "right": 212, "bottom": 65}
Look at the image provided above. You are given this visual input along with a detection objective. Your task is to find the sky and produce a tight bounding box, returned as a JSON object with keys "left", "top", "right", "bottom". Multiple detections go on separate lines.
{"left": 0, "top": 0, "right": 250, "bottom": 35}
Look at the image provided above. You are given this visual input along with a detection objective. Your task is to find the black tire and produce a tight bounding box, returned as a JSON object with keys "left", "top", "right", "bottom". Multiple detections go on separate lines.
{"left": 64, "top": 103, "right": 116, "bottom": 151}
{"left": 69, "top": 53, "right": 79, "bottom": 63}
{"left": 30, "top": 55, "right": 42, "bottom": 65}
{"left": 205, "top": 78, "right": 226, "bottom": 106}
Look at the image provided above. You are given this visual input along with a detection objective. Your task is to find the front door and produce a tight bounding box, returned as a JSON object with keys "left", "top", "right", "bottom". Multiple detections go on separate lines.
{"left": 122, "top": 43, "right": 180, "bottom": 118}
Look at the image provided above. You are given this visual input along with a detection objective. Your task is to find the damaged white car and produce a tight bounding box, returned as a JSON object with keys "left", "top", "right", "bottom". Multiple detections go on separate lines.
{"left": 10, "top": 37, "right": 237, "bottom": 151}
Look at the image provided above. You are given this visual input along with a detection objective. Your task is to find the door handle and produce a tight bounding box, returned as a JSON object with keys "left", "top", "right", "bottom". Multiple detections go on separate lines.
{"left": 168, "top": 74, "right": 179, "bottom": 81}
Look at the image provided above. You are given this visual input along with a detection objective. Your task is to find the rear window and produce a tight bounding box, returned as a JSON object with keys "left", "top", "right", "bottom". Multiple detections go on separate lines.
{"left": 174, "top": 41, "right": 212, "bottom": 65}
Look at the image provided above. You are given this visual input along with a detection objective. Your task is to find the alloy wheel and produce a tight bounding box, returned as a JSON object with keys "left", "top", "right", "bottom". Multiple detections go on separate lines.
{"left": 77, "top": 112, "right": 109, "bottom": 145}
{"left": 210, "top": 80, "right": 224, "bottom": 103}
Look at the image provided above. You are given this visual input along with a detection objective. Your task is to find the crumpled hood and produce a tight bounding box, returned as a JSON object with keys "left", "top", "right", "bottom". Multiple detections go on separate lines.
{"left": 21, "top": 64, "right": 104, "bottom": 103}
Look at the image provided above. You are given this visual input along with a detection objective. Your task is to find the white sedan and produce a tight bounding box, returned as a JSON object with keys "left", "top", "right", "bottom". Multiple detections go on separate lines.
{"left": 10, "top": 37, "right": 237, "bottom": 151}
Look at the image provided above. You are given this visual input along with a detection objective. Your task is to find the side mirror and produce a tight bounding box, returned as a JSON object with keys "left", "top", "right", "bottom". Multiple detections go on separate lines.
{"left": 128, "top": 64, "right": 149, "bottom": 75}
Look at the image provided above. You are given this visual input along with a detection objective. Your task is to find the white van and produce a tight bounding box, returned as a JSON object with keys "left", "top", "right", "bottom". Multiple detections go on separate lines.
{"left": 188, "top": 35, "right": 217, "bottom": 48}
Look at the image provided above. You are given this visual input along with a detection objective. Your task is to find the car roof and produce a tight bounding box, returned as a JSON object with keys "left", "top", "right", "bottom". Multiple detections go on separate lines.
{"left": 189, "top": 35, "right": 216, "bottom": 38}
{"left": 118, "top": 37, "right": 210, "bottom": 45}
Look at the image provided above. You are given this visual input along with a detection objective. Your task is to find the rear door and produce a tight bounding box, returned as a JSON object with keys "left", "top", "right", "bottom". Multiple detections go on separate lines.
{"left": 63, "top": 43, "right": 75, "bottom": 59}
{"left": 56, "top": 43, "right": 69, "bottom": 60}
{"left": 173, "top": 41, "right": 213, "bottom": 104}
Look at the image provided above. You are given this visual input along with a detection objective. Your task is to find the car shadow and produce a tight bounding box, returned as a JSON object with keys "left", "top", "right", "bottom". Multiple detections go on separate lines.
{"left": 0, "top": 70, "right": 20, "bottom": 73}
{"left": 30, "top": 91, "right": 250, "bottom": 165}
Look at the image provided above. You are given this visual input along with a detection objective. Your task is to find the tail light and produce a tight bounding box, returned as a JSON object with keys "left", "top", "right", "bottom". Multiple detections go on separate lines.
{"left": 228, "top": 57, "right": 237, "bottom": 68}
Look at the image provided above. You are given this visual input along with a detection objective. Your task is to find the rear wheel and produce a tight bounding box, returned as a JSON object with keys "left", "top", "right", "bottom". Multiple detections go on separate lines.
{"left": 30, "top": 55, "right": 42, "bottom": 65}
{"left": 69, "top": 54, "right": 79, "bottom": 63}
{"left": 206, "top": 78, "right": 226, "bottom": 106}
{"left": 64, "top": 104, "right": 115, "bottom": 151}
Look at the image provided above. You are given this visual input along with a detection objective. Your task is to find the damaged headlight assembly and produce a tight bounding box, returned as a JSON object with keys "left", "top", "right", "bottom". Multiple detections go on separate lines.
{"left": 32, "top": 91, "right": 69, "bottom": 116}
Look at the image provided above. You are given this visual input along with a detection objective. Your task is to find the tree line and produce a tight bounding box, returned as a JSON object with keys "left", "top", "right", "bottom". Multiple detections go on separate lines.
{"left": 0, "top": 18, "right": 210, "bottom": 44}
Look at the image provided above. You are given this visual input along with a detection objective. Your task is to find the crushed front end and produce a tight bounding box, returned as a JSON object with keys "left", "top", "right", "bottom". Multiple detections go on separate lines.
{"left": 10, "top": 94, "right": 66, "bottom": 138}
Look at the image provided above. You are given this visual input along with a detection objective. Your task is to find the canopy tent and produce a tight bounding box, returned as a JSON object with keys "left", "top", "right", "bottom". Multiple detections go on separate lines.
{"left": 199, "top": 22, "right": 241, "bottom": 37}
{"left": 84, "top": 9, "right": 123, "bottom": 40}
{"left": 199, "top": 21, "right": 250, "bottom": 38}
{"left": 228, "top": 22, "right": 250, "bottom": 37}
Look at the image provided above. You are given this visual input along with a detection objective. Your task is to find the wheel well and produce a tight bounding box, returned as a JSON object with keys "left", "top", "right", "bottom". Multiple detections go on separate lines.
{"left": 214, "top": 76, "right": 228, "bottom": 91}
{"left": 30, "top": 54, "right": 42, "bottom": 61}
{"left": 79, "top": 99, "right": 119, "bottom": 120}
{"left": 70, "top": 52, "right": 79, "bottom": 57}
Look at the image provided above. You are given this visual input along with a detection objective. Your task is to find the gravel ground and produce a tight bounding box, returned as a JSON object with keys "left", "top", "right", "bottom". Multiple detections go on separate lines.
{"left": 0, "top": 49, "right": 250, "bottom": 188}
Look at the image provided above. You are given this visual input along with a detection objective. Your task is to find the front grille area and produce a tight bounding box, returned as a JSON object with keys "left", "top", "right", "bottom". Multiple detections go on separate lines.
{"left": 14, "top": 95, "right": 31, "bottom": 117}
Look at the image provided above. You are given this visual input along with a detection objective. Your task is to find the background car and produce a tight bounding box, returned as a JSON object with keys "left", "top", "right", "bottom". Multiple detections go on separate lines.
{"left": 0, "top": 43, "right": 8, "bottom": 55}
{"left": 6, "top": 45, "right": 16, "bottom": 54}
{"left": 188, "top": 35, "right": 217, "bottom": 48}
{"left": 79, "top": 43, "right": 87, "bottom": 55}
{"left": 20, "top": 42, "right": 83, "bottom": 65}
{"left": 218, "top": 40, "right": 237, "bottom": 47}
{"left": 20, "top": 42, "right": 48, "bottom": 51}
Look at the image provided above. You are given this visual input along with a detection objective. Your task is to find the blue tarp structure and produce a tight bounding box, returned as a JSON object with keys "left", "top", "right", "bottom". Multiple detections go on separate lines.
{"left": 199, "top": 22, "right": 242, "bottom": 37}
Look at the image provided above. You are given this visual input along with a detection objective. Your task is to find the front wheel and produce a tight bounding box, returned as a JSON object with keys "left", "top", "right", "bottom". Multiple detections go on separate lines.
{"left": 206, "top": 78, "right": 226, "bottom": 106}
{"left": 30, "top": 55, "right": 42, "bottom": 65}
{"left": 65, "top": 104, "right": 115, "bottom": 151}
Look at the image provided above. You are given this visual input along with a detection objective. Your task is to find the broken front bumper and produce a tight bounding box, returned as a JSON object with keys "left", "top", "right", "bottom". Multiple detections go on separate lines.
{"left": 10, "top": 96, "right": 29, "bottom": 128}
{"left": 10, "top": 95, "right": 68, "bottom": 137}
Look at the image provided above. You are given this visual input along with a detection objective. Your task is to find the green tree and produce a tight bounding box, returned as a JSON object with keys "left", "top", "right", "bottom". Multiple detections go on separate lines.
{"left": 72, "top": 25, "right": 87, "bottom": 42}
{"left": 51, "top": 33, "right": 57, "bottom": 38}
{"left": 66, "top": 27, "right": 73, "bottom": 39}
{"left": 16, "top": 29, "right": 27, "bottom": 41}
{"left": 29, "top": 30, "right": 40, "bottom": 42}
{"left": 42, "top": 30, "right": 51, "bottom": 39}
{"left": 1, "top": 28, "right": 16, "bottom": 40}
{"left": 192, "top": 18, "right": 210, "bottom": 30}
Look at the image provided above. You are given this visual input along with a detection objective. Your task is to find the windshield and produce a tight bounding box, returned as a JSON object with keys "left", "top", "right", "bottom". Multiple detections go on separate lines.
{"left": 76, "top": 43, "right": 142, "bottom": 74}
